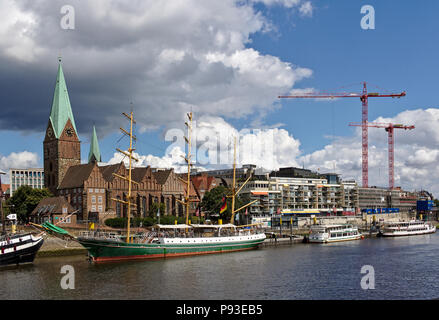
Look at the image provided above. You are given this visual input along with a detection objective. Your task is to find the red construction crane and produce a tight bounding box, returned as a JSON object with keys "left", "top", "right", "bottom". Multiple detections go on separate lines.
{"left": 349, "top": 122, "right": 415, "bottom": 190}
{"left": 278, "top": 82, "right": 406, "bottom": 187}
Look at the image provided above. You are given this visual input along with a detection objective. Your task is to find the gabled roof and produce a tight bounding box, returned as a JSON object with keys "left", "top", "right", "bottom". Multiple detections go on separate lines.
{"left": 88, "top": 126, "right": 102, "bottom": 163}
{"left": 99, "top": 162, "right": 123, "bottom": 182}
{"left": 153, "top": 169, "right": 172, "bottom": 185}
{"left": 31, "top": 196, "right": 75, "bottom": 216}
{"left": 58, "top": 163, "right": 96, "bottom": 189}
{"left": 132, "top": 167, "right": 150, "bottom": 183}
{"left": 49, "top": 60, "right": 77, "bottom": 138}
{"left": 192, "top": 174, "right": 219, "bottom": 193}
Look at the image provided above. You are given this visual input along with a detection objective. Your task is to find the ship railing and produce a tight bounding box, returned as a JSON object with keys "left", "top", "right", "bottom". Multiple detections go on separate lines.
{"left": 78, "top": 231, "right": 123, "bottom": 242}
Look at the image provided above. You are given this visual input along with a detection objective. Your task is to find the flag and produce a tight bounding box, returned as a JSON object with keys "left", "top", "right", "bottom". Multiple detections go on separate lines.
{"left": 235, "top": 212, "right": 239, "bottom": 222}
{"left": 277, "top": 207, "right": 281, "bottom": 215}
{"left": 220, "top": 197, "right": 227, "bottom": 214}
{"left": 245, "top": 208, "right": 248, "bottom": 215}
{"left": 195, "top": 208, "right": 199, "bottom": 217}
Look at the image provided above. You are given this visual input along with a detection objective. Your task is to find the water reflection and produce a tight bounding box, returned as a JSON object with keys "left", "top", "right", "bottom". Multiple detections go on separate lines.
{"left": 1, "top": 233, "right": 438, "bottom": 300}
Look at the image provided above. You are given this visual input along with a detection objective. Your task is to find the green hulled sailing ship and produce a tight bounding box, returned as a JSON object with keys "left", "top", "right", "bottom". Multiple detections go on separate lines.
{"left": 76, "top": 112, "right": 266, "bottom": 263}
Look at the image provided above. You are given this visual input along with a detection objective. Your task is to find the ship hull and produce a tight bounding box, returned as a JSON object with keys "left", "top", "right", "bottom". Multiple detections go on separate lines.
{"left": 77, "top": 235, "right": 266, "bottom": 263}
{"left": 0, "top": 234, "right": 44, "bottom": 267}
{"left": 379, "top": 226, "right": 436, "bottom": 237}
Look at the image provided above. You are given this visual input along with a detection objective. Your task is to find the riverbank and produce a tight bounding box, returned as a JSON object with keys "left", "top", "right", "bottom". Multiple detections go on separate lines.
{"left": 28, "top": 217, "right": 437, "bottom": 257}
{"left": 37, "top": 237, "right": 86, "bottom": 257}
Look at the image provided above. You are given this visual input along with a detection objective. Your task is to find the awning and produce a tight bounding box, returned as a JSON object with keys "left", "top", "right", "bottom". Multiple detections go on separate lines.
{"left": 281, "top": 209, "right": 321, "bottom": 215}
{"left": 251, "top": 191, "right": 268, "bottom": 195}
{"left": 190, "top": 223, "right": 237, "bottom": 229}
{"left": 155, "top": 224, "right": 192, "bottom": 229}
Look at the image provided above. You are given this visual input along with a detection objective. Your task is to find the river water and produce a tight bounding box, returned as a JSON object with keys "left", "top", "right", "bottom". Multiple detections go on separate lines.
{"left": 1, "top": 233, "right": 438, "bottom": 300}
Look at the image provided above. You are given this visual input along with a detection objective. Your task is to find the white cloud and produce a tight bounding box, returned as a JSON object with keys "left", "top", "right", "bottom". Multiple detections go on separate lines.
{"left": 299, "top": 108, "right": 439, "bottom": 197}
{"left": 0, "top": 0, "right": 314, "bottom": 135}
{"left": 0, "top": 151, "right": 40, "bottom": 183}
{"left": 112, "top": 115, "right": 301, "bottom": 174}
{"left": 299, "top": 1, "right": 313, "bottom": 17}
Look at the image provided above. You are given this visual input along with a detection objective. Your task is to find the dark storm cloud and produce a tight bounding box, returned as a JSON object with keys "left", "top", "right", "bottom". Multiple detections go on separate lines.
{"left": 0, "top": 0, "right": 310, "bottom": 137}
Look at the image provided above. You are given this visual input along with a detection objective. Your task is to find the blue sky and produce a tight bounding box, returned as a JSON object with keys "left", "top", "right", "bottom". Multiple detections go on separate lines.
{"left": 1, "top": 0, "right": 439, "bottom": 194}
{"left": 2, "top": 1, "right": 437, "bottom": 157}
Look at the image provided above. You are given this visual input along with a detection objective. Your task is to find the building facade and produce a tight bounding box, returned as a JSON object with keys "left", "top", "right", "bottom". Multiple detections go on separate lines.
{"left": 9, "top": 168, "right": 45, "bottom": 196}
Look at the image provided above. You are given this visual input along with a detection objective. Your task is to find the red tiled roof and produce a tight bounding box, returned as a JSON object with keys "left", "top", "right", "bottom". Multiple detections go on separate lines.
{"left": 1, "top": 184, "right": 10, "bottom": 193}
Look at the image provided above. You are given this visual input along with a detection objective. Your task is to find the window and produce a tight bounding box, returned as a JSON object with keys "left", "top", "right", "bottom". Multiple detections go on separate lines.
{"left": 98, "top": 196, "right": 102, "bottom": 204}
{"left": 91, "top": 205, "right": 96, "bottom": 212}
{"left": 92, "top": 196, "right": 96, "bottom": 204}
{"left": 60, "top": 217, "right": 71, "bottom": 224}
{"left": 62, "top": 207, "right": 67, "bottom": 214}
{"left": 98, "top": 205, "right": 103, "bottom": 212}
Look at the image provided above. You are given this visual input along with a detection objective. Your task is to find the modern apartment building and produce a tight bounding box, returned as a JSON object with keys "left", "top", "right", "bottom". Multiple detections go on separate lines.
{"left": 9, "top": 168, "right": 45, "bottom": 195}
{"left": 238, "top": 176, "right": 357, "bottom": 216}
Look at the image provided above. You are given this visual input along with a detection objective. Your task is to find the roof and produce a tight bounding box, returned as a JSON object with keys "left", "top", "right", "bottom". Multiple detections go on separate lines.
{"left": 153, "top": 169, "right": 172, "bottom": 185}
{"left": 1, "top": 184, "right": 10, "bottom": 194}
{"left": 58, "top": 163, "right": 96, "bottom": 189}
{"left": 99, "top": 163, "right": 123, "bottom": 182}
{"left": 132, "top": 167, "right": 150, "bottom": 183}
{"left": 31, "top": 196, "right": 76, "bottom": 216}
{"left": 49, "top": 61, "right": 77, "bottom": 138}
{"left": 88, "top": 126, "right": 102, "bottom": 163}
{"left": 191, "top": 174, "right": 219, "bottom": 194}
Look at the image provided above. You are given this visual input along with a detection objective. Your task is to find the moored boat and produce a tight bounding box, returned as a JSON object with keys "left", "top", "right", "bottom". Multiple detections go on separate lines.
{"left": 75, "top": 111, "right": 265, "bottom": 263}
{"left": 378, "top": 220, "right": 436, "bottom": 237}
{"left": 77, "top": 223, "right": 266, "bottom": 263}
{"left": 309, "top": 224, "right": 362, "bottom": 243}
{"left": 0, "top": 233, "right": 44, "bottom": 267}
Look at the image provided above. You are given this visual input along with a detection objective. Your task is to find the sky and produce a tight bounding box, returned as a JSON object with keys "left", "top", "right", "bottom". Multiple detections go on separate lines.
{"left": 1, "top": 0, "right": 439, "bottom": 196}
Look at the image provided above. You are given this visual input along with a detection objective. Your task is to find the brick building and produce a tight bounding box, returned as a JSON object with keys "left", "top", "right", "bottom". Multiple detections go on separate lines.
{"left": 37, "top": 60, "right": 192, "bottom": 224}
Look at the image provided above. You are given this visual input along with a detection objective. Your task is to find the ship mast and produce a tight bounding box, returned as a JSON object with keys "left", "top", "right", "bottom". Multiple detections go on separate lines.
{"left": 229, "top": 136, "right": 258, "bottom": 225}
{"left": 111, "top": 111, "right": 139, "bottom": 243}
{"left": 176, "top": 112, "right": 193, "bottom": 226}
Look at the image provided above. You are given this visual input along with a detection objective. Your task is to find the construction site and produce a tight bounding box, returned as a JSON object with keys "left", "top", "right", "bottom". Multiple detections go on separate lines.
{"left": 201, "top": 82, "right": 437, "bottom": 228}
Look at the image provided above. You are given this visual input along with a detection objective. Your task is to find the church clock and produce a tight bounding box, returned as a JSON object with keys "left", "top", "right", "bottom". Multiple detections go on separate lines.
{"left": 65, "top": 127, "right": 74, "bottom": 136}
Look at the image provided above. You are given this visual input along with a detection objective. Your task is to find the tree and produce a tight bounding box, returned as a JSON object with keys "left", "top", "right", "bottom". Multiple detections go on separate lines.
{"left": 7, "top": 186, "right": 53, "bottom": 222}
{"left": 148, "top": 202, "right": 166, "bottom": 217}
{"left": 201, "top": 186, "right": 251, "bottom": 224}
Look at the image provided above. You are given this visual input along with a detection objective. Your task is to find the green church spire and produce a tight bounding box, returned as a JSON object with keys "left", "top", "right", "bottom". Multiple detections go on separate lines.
{"left": 49, "top": 58, "right": 78, "bottom": 138}
{"left": 88, "top": 125, "right": 102, "bottom": 163}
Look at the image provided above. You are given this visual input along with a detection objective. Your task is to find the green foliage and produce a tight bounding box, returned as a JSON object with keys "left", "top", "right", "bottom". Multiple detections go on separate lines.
{"left": 148, "top": 202, "right": 166, "bottom": 217}
{"left": 200, "top": 186, "right": 251, "bottom": 224}
{"left": 7, "top": 186, "right": 53, "bottom": 222}
{"left": 104, "top": 217, "right": 128, "bottom": 228}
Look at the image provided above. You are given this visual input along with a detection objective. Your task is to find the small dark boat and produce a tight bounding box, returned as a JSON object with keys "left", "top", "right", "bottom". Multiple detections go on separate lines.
{"left": 0, "top": 233, "right": 44, "bottom": 267}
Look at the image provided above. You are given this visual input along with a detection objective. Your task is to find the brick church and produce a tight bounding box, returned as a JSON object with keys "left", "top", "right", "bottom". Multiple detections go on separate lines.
{"left": 32, "top": 60, "right": 195, "bottom": 225}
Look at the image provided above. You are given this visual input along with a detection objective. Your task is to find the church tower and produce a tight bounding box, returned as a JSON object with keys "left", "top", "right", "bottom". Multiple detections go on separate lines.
{"left": 88, "top": 125, "right": 102, "bottom": 163}
{"left": 44, "top": 59, "right": 81, "bottom": 195}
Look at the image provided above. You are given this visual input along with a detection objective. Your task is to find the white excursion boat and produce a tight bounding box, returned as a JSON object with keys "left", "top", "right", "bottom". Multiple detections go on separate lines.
{"left": 379, "top": 220, "right": 436, "bottom": 237}
{"left": 309, "top": 224, "right": 363, "bottom": 243}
